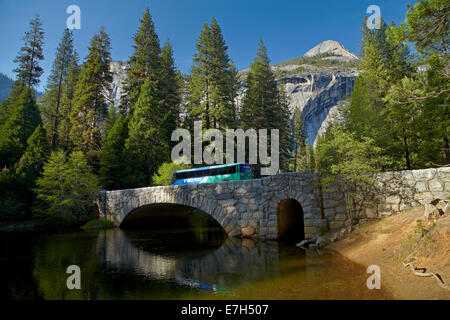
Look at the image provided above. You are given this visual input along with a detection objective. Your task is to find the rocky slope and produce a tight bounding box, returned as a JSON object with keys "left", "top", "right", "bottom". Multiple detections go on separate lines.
{"left": 106, "top": 40, "right": 359, "bottom": 146}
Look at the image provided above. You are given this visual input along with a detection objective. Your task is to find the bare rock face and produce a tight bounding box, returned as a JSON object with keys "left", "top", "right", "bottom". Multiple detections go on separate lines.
{"left": 107, "top": 61, "right": 128, "bottom": 109}
{"left": 283, "top": 69, "right": 357, "bottom": 146}
{"left": 106, "top": 41, "right": 359, "bottom": 146}
{"left": 304, "top": 40, "right": 359, "bottom": 61}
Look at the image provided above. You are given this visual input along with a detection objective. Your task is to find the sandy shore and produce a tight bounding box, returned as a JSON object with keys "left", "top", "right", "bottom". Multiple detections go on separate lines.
{"left": 328, "top": 206, "right": 450, "bottom": 299}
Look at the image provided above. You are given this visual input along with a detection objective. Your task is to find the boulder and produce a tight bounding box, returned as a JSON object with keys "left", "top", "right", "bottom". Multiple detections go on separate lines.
{"left": 241, "top": 227, "right": 255, "bottom": 238}
{"left": 296, "top": 239, "right": 314, "bottom": 248}
{"left": 444, "top": 202, "right": 450, "bottom": 216}
{"left": 424, "top": 203, "right": 441, "bottom": 220}
{"left": 316, "top": 237, "right": 329, "bottom": 248}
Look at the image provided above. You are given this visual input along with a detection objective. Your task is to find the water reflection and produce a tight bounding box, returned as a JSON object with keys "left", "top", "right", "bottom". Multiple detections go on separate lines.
{"left": 0, "top": 228, "right": 393, "bottom": 300}
{"left": 97, "top": 228, "right": 284, "bottom": 296}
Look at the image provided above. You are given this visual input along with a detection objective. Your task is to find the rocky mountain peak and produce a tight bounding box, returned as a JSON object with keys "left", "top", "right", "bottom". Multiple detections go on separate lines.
{"left": 304, "top": 40, "right": 358, "bottom": 61}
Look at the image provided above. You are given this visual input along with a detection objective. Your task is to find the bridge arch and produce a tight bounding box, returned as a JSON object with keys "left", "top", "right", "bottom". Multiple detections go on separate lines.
{"left": 120, "top": 203, "right": 225, "bottom": 231}
{"left": 276, "top": 199, "right": 305, "bottom": 242}
{"left": 98, "top": 185, "right": 241, "bottom": 235}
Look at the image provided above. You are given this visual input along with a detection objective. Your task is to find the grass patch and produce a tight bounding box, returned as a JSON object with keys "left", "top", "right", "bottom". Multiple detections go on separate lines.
{"left": 81, "top": 218, "right": 115, "bottom": 230}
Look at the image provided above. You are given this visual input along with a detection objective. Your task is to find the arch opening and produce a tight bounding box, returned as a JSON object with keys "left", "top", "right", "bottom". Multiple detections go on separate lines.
{"left": 277, "top": 199, "right": 305, "bottom": 243}
{"left": 120, "top": 203, "right": 227, "bottom": 246}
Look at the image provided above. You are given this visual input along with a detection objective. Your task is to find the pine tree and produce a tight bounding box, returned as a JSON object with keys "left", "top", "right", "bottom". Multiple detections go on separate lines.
{"left": 190, "top": 23, "right": 213, "bottom": 129}
{"left": 124, "top": 8, "right": 161, "bottom": 113}
{"left": 13, "top": 15, "right": 45, "bottom": 88}
{"left": 103, "top": 103, "right": 117, "bottom": 140}
{"left": 209, "top": 17, "right": 235, "bottom": 129}
{"left": 34, "top": 151, "right": 99, "bottom": 223}
{"left": 15, "top": 124, "right": 50, "bottom": 183}
{"left": 160, "top": 40, "right": 181, "bottom": 144}
{"left": 347, "top": 19, "right": 412, "bottom": 170}
{"left": 190, "top": 18, "right": 236, "bottom": 130}
{"left": 99, "top": 114, "right": 129, "bottom": 189}
{"left": 69, "top": 27, "right": 112, "bottom": 167}
{"left": 58, "top": 52, "right": 80, "bottom": 152}
{"left": 404, "top": 0, "right": 449, "bottom": 55}
{"left": 240, "top": 40, "right": 290, "bottom": 172}
{"left": 0, "top": 86, "right": 41, "bottom": 167}
{"left": 291, "top": 108, "right": 306, "bottom": 171}
{"left": 125, "top": 79, "right": 170, "bottom": 187}
{"left": 13, "top": 125, "right": 50, "bottom": 216}
{"left": 39, "top": 29, "right": 75, "bottom": 149}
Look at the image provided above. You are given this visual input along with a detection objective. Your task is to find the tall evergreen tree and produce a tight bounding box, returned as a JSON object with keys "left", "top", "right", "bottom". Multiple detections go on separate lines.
{"left": 13, "top": 15, "right": 45, "bottom": 88}
{"left": 290, "top": 108, "right": 306, "bottom": 172}
{"left": 346, "top": 19, "right": 412, "bottom": 170}
{"left": 160, "top": 40, "right": 181, "bottom": 143}
{"left": 103, "top": 104, "right": 117, "bottom": 140}
{"left": 124, "top": 8, "right": 162, "bottom": 113}
{"left": 58, "top": 52, "right": 81, "bottom": 152}
{"left": 0, "top": 86, "right": 41, "bottom": 167}
{"left": 190, "top": 18, "right": 236, "bottom": 130}
{"left": 69, "top": 27, "right": 112, "bottom": 167}
{"left": 15, "top": 124, "right": 50, "bottom": 183}
{"left": 34, "top": 151, "right": 99, "bottom": 223}
{"left": 99, "top": 114, "right": 129, "bottom": 189}
{"left": 404, "top": 0, "right": 449, "bottom": 55}
{"left": 240, "top": 40, "right": 290, "bottom": 172}
{"left": 125, "top": 79, "right": 170, "bottom": 187}
{"left": 40, "top": 29, "right": 74, "bottom": 149}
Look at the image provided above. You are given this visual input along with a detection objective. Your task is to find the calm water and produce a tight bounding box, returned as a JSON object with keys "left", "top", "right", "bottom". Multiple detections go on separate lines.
{"left": 0, "top": 227, "right": 392, "bottom": 300}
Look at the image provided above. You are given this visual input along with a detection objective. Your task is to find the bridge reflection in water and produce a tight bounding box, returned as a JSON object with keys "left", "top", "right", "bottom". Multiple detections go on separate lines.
{"left": 96, "top": 227, "right": 284, "bottom": 296}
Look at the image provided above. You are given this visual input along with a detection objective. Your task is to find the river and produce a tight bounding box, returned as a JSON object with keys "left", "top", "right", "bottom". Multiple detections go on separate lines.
{"left": 0, "top": 224, "right": 394, "bottom": 300}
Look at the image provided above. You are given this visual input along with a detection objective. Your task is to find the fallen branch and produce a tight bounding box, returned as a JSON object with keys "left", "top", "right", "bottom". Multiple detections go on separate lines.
{"left": 403, "top": 262, "right": 450, "bottom": 291}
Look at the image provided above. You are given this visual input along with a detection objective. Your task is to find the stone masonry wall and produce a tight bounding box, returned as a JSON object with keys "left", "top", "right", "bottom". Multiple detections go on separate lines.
{"left": 97, "top": 168, "right": 450, "bottom": 241}
{"left": 361, "top": 167, "right": 450, "bottom": 221}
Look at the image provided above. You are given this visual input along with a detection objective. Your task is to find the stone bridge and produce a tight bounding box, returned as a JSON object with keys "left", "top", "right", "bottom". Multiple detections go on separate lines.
{"left": 97, "top": 172, "right": 348, "bottom": 240}
{"left": 96, "top": 168, "right": 450, "bottom": 240}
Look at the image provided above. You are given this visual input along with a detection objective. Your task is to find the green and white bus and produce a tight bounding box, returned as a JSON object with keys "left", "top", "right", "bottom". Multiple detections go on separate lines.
{"left": 172, "top": 163, "right": 253, "bottom": 185}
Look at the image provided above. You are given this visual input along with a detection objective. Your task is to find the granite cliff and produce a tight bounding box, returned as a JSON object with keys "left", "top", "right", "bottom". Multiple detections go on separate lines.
{"left": 106, "top": 40, "right": 359, "bottom": 146}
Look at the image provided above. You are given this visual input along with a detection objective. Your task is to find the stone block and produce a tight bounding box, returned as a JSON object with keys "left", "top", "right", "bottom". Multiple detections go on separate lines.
{"left": 428, "top": 179, "right": 443, "bottom": 191}
{"left": 412, "top": 168, "right": 436, "bottom": 180}
{"left": 329, "top": 221, "right": 345, "bottom": 229}
{"left": 386, "top": 195, "right": 401, "bottom": 205}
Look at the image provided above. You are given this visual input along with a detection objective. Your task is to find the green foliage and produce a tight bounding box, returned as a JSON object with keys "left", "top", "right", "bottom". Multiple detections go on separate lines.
{"left": 15, "top": 124, "right": 50, "bottom": 185}
{"left": 81, "top": 218, "right": 114, "bottom": 230}
{"left": 277, "top": 52, "right": 358, "bottom": 70}
{"left": 69, "top": 27, "right": 112, "bottom": 167}
{"left": 0, "top": 167, "right": 28, "bottom": 221}
{"left": 125, "top": 79, "right": 171, "bottom": 186}
{"left": 99, "top": 114, "right": 130, "bottom": 189}
{"left": 404, "top": 0, "right": 449, "bottom": 55}
{"left": 34, "top": 151, "right": 100, "bottom": 224}
{"left": 13, "top": 15, "right": 44, "bottom": 88}
{"left": 103, "top": 104, "right": 117, "bottom": 140}
{"left": 0, "top": 85, "right": 41, "bottom": 167}
{"left": 39, "top": 28, "right": 75, "bottom": 149}
{"left": 316, "top": 125, "right": 384, "bottom": 223}
{"left": 124, "top": 8, "right": 162, "bottom": 112}
{"left": 160, "top": 40, "right": 182, "bottom": 148}
{"left": 240, "top": 40, "right": 291, "bottom": 172}
{"left": 152, "top": 160, "right": 192, "bottom": 186}
{"left": 189, "top": 17, "right": 237, "bottom": 130}
{"left": 58, "top": 52, "right": 80, "bottom": 152}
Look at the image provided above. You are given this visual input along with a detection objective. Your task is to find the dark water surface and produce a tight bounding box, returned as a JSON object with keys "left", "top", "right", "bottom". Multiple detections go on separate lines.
{"left": 0, "top": 227, "right": 392, "bottom": 300}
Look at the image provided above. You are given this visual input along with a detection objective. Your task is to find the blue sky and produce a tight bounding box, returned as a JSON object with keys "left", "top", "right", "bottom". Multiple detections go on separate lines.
{"left": 0, "top": 0, "right": 415, "bottom": 91}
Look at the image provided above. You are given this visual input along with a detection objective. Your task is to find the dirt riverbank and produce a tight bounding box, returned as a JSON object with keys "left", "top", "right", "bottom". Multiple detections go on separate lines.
{"left": 328, "top": 206, "right": 450, "bottom": 299}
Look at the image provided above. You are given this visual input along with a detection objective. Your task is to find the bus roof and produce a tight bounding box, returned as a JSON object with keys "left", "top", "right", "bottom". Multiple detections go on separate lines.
{"left": 173, "top": 163, "right": 249, "bottom": 174}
